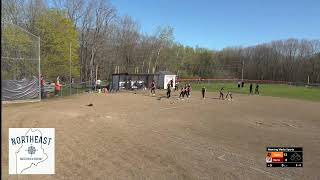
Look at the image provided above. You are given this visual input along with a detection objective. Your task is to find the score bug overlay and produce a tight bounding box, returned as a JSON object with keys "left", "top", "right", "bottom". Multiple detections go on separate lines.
{"left": 266, "top": 147, "right": 303, "bottom": 167}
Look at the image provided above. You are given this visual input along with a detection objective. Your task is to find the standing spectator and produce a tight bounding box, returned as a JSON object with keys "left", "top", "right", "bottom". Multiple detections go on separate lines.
{"left": 170, "top": 79, "right": 173, "bottom": 87}
{"left": 71, "top": 77, "right": 75, "bottom": 89}
{"left": 55, "top": 80, "right": 62, "bottom": 96}
{"left": 255, "top": 84, "right": 260, "bottom": 94}
{"left": 128, "top": 79, "right": 132, "bottom": 90}
{"left": 40, "top": 76, "right": 46, "bottom": 99}
{"left": 241, "top": 81, "right": 245, "bottom": 88}
{"left": 91, "top": 81, "right": 95, "bottom": 92}
{"left": 238, "top": 81, "right": 241, "bottom": 88}
{"left": 249, "top": 83, "right": 253, "bottom": 94}
{"left": 96, "top": 79, "right": 101, "bottom": 92}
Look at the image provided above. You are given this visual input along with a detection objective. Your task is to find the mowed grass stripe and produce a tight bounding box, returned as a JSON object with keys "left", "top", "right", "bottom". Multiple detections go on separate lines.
{"left": 187, "top": 83, "right": 320, "bottom": 102}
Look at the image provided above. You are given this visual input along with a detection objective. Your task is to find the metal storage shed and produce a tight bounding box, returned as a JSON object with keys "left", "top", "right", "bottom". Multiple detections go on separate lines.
{"left": 111, "top": 71, "right": 176, "bottom": 91}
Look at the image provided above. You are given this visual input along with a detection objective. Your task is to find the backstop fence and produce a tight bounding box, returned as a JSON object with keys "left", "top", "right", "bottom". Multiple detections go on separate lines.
{"left": 1, "top": 23, "right": 41, "bottom": 103}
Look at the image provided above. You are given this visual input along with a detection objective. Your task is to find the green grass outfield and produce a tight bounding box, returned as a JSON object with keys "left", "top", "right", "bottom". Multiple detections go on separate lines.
{"left": 190, "top": 83, "right": 320, "bottom": 102}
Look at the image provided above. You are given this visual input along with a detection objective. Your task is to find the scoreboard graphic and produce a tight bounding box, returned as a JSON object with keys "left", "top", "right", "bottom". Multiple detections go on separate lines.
{"left": 266, "top": 147, "right": 303, "bottom": 167}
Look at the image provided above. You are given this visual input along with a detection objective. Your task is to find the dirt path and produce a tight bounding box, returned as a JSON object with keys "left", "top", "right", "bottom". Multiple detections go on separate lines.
{"left": 2, "top": 91, "right": 320, "bottom": 179}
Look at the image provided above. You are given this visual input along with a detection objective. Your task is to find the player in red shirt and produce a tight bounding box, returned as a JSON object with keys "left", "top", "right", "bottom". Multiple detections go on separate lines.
{"left": 55, "top": 81, "right": 62, "bottom": 96}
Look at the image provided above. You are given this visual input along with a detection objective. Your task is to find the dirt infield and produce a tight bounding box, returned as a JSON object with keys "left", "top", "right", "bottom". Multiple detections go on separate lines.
{"left": 2, "top": 90, "right": 320, "bottom": 179}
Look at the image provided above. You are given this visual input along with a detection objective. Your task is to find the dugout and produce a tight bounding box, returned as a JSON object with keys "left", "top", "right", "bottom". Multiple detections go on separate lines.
{"left": 111, "top": 71, "right": 176, "bottom": 91}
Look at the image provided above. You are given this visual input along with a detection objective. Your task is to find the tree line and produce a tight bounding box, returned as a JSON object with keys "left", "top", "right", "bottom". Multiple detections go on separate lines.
{"left": 2, "top": 0, "right": 320, "bottom": 83}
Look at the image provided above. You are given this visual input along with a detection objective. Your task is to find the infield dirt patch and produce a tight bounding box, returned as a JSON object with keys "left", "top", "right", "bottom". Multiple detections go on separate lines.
{"left": 2, "top": 91, "right": 320, "bottom": 179}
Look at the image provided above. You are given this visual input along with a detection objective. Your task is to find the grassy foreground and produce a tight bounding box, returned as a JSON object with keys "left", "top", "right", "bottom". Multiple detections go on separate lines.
{"left": 190, "top": 83, "right": 320, "bottom": 102}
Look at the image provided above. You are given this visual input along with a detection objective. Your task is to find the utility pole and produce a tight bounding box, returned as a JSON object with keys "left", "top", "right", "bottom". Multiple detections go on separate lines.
{"left": 95, "top": 65, "right": 98, "bottom": 91}
{"left": 241, "top": 60, "right": 244, "bottom": 81}
{"left": 69, "top": 42, "right": 72, "bottom": 96}
{"left": 38, "top": 36, "right": 41, "bottom": 100}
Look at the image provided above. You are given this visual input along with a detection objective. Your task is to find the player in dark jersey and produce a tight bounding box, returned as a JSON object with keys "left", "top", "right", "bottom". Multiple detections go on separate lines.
{"left": 219, "top": 87, "right": 224, "bottom": 100}
{"left": 249, "top": 83, "right": 253, "bottom": 94}
{"left": 202, "top": 86, "right": 206, "bottom": 99}
{"left": 151, "top": 80, "right": 155, "bottom": 95}
{"left": 179, "top": 87, "right": 185, "bottom": 98}
{"left": 184, "top": 84, "right": 188, "bottom": 97}
{"left": 187, "top": 84, "right": 191, "bottom": 97}
{"left": 166, "top": 83, "right": 171, "bottom": 98}
{"left": 255, "top": 84, "right": 260, "bottom": 94}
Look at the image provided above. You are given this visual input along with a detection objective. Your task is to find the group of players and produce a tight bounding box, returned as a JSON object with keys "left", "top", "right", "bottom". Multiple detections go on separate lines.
{"left": 150, "top": 80, "right": 234, "bottom": 100}
{"left": 148, "top": 80, "right": 264, "bottom": 102}
{"left": 150, "top": 80, "right": 193, "bottom": 99}
{"left": 218, "top": 87, "right": 233, "bottom": 100}
{"left": 178, "top": 84, "right": 192, "bottom": 99}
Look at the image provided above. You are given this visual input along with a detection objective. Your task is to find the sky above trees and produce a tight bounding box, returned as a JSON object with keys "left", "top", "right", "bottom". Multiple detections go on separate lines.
{"left": 2, "top": 0, "right": 319, "bottom": 82}
{"left": 111, "top": 0, "right": 320, "bottom": 50}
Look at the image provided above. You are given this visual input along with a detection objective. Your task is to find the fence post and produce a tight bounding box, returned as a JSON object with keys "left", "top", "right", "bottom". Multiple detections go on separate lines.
{"left": 69, "top": 43, "right": 72, "bottom": 96}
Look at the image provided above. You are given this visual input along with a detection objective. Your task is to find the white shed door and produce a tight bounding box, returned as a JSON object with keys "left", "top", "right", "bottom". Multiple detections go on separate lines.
{"left": 164, "top": 75, "right": 176, "bottom": 89}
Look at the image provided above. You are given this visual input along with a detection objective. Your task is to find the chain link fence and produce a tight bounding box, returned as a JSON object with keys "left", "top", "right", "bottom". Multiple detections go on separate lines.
{"left": 1, "top": 23, "right": 41, "bottom": 103}
{"left": 40, "top": 80, "right": 113, "bottom": 99}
